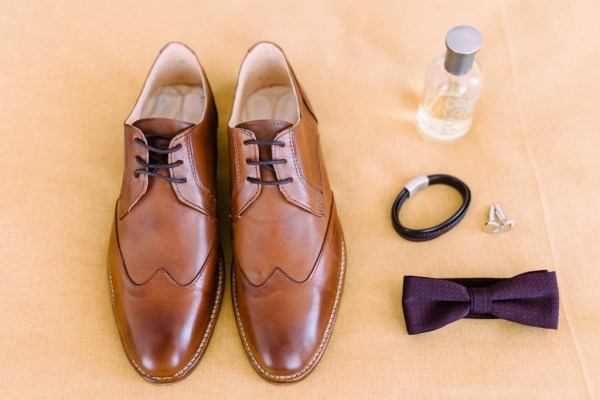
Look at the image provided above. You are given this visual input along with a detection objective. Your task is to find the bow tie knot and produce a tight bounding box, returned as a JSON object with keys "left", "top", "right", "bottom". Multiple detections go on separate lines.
{"left": 469, "top": 287, "right": 492, "bottom": 316}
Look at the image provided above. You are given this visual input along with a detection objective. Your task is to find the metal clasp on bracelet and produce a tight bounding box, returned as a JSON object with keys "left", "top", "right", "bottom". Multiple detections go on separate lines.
{"left": 404, "top": 175, "right": 430, "bottom": 197}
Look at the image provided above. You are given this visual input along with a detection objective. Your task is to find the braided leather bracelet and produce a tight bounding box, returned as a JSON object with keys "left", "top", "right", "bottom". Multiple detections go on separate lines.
{"left": 391, "top": 174, "right": 471, "bottom": 242}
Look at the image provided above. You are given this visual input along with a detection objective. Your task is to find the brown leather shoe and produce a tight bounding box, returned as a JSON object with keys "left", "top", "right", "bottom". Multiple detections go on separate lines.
{"left": 228, "top": 42, "right": 346, "bottom": 383}
{"left": 107, "top": 43, "right": 223, "bottom": 383}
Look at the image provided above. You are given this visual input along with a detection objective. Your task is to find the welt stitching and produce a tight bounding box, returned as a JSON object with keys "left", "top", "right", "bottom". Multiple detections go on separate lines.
{"left": 108, "top": 268, "right": 115, "bottom": 299}
{"left": 232, "top": 239, "right": 345, "bottom": 381}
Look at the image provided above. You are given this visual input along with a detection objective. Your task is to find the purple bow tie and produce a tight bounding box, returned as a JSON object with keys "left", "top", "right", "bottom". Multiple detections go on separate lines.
{"left": 402, "top": 270, "right": 559, "bottom": 335}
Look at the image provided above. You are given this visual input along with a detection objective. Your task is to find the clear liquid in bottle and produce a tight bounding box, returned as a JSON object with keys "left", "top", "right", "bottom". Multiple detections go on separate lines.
{"left": 415, "top": 26, "right": 483, "bottom": 143}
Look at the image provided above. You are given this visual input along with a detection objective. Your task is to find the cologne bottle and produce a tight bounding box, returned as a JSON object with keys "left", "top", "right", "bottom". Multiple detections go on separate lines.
{"left": 416, "top": 25, "right": 483, "bottom": 142}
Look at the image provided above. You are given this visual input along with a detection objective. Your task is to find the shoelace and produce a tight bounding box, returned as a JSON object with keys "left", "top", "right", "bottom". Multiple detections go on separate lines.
{"left": 243, "top": 139, "right": 292, "bottom": 185}
{"left": 133, "top": 134, "right": 186, "bottom": 184}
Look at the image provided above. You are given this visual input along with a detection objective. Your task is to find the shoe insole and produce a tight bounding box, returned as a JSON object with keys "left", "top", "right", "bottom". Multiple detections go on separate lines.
{"left": 242, "top": 85, "right": 297, "bottom": 123}
{"left": 140, "top": 84, "right": 205, "bottom": 123}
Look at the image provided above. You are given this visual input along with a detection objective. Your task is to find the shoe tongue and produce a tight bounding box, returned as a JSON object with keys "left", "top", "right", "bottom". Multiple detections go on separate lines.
{"left": 133, "top": 117, "right": 194, "bottom": 137}
{"left": 235, "top": 119, "right": 293, "bottom": 141}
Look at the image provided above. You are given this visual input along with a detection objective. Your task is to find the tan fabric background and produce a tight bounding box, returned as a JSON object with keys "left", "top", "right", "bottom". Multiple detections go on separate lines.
{"left": 1, "top": 0, "right": 599, "bottom": 398}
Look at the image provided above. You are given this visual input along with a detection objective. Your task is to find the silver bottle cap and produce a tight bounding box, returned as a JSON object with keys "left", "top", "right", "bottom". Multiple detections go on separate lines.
{"left": 444, "top": 25, "right": 483, "bottom": 76}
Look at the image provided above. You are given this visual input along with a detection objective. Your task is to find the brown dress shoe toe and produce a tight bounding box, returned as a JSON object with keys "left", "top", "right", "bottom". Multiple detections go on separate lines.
{"left": 228, "top": 42, "right": 346, "bottom": 383}
{"left": 107, "top": 42, "right": 222, "bottom": 383}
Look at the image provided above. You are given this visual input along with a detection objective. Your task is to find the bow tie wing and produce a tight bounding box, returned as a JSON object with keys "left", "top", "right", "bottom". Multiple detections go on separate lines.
{"left": 489, "top": 271, "right": 559, "bottom": 329}
{"left": 402, "top": 276, "right": 471, "bottom": 334}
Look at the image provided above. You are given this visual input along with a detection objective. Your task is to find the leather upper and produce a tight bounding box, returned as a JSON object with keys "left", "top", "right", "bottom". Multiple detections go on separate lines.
{"left": 228, "top": 42, "right": 346, "bottom": 382}
{"left": 107, "top": 43, "right": 222, "bottom": 383}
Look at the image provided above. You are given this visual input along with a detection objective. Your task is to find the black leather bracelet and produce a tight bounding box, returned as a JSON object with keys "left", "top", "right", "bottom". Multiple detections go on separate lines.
{"left": 391, "top": 174, "right": 471, "bottom": 242}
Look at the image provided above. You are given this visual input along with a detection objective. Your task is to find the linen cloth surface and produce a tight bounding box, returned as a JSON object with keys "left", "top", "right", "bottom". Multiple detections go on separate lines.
{"left": 1, "top": 0, "right": 598, "bottom": 398}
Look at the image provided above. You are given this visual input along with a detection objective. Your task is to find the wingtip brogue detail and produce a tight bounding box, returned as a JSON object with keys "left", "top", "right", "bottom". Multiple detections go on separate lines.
{"left": 108, "top": 42, "right": 222, "bottom": 383}
{"left": 232, "top": 230, "right": 345, "bottom": 383}
{"left": 228, "top": 41, "right": 346, "bottom": 383}
{"left": 109, "top": 255, "right": 224, "bottom": 383}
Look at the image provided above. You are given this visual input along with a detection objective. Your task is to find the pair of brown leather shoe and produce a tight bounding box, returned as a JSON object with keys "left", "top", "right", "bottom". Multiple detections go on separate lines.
{"left": 107, "top": 42, "right": 346, "bottom": 384}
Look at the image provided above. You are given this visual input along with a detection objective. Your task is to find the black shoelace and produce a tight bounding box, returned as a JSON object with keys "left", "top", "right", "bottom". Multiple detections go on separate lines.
{"left": 133, "top": 134, "right": 186, "bottom": 184}
{"left": 243, "top": 139, "right": 292, "bottom": 185}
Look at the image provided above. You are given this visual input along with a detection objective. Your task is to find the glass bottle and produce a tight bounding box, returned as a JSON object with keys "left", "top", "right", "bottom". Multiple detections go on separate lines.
{"left": 416, "top": 25, "right": 483, "bottom": 142}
